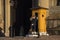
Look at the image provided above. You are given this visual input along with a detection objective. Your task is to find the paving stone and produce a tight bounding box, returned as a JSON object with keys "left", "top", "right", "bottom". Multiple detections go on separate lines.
{"left": 0, "top": 35, "right": 60, "bottom": 40}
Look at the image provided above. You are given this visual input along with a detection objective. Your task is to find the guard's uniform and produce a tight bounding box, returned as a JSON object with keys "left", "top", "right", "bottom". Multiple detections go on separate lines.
{"left": 31, "top": 17, "right": 38, "bottom": 32}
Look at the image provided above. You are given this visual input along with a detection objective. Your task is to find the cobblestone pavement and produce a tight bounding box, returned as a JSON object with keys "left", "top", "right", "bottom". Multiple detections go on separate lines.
{"left": 0, "top": 35, "right": 60, "bottom": 40}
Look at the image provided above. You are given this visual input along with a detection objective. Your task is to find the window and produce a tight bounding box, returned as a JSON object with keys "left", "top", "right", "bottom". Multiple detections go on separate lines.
{"left": 57, "top": 0, "right": 60, "bottom": 6}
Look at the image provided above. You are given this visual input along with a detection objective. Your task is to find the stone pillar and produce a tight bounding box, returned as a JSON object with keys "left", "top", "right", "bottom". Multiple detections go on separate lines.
{"left": 38, "top": 0, "right": 49, "bottom": 8}
{"left": 49, "top": 0, "right": 57, "bottom": 7}
{"left": 0, "top": 0, "right": 4, "bottom": 33}
{"left": 5, "top": 0, "right": 10, "bottom": 36}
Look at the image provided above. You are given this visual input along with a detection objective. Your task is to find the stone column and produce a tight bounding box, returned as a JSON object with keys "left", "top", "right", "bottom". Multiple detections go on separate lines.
{"left": 49, "top": 0, "right": 57, "bottom": 7}
{"left": 0, "top": 0, "right": 4, "bottom": 33}
{"left": 38, "top": 0, "right": 49, "bottom": 8}
{"left": 5, "top": 0, "right": 10, "bottom": 37}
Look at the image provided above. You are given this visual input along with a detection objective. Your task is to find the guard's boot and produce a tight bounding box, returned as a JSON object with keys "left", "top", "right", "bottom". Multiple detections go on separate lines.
{"left": 26, "top": 32, "right": 38, "bottom": 37}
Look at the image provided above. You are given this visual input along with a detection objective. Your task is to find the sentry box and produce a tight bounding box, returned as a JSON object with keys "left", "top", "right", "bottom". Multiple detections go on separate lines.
{"left": 31, "top": 0, "right": 49, "bottom": 36}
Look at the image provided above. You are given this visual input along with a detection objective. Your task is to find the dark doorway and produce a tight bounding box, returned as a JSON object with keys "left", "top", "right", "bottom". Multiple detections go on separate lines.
{"left": 15, "top": 0, "right": 32, "bottom": 36}
{"left": 57, "top": 0, "right": 60, "bottom": 6}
